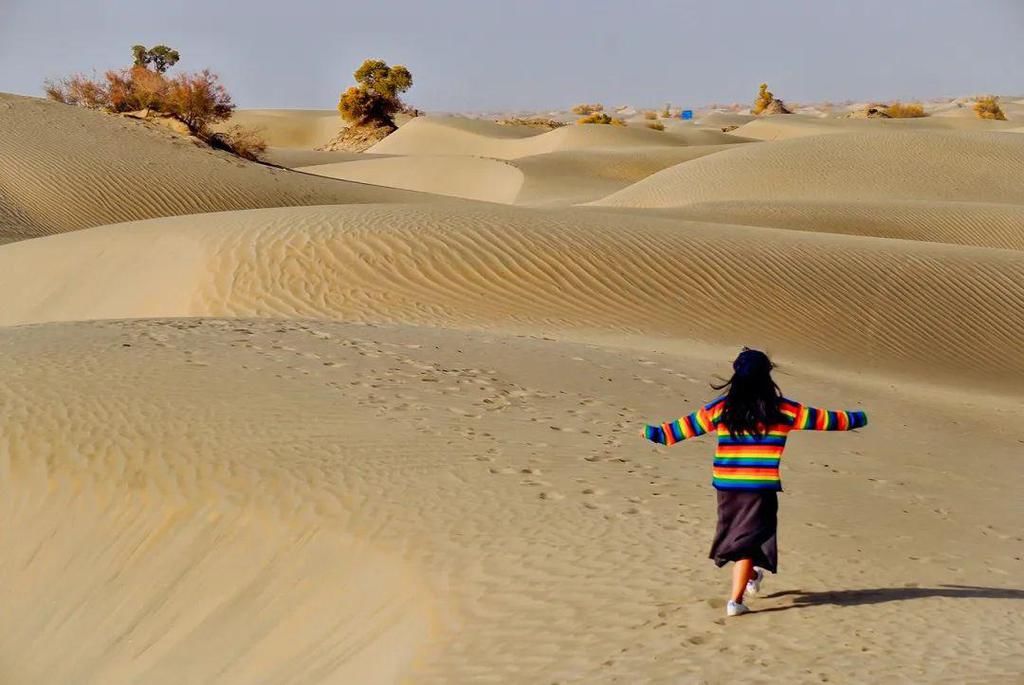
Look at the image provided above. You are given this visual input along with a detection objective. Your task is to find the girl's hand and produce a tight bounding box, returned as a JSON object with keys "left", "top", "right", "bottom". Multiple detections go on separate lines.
{"left": 641, "top": 425, "right": 665, "bottom": 444}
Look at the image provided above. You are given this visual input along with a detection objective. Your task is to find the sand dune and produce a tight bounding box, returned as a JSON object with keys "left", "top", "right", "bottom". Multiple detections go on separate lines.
{"left": 0, "top": 204, "right": 1022, "bottom": 391}
{"left": 696, "top": 112, "right": 757, "bottom": 127}
{"left": 510, "top": 145, "right": 739, "bottom": 206}
{"left": 0, "top": 319, "right": 436, "bottom": 684}
{"left": 217, "top": 108, "right": 341, "bottom": 148}
{"left": 262, "top": 147, "right": 375, "bottom": 168}
{"left": 594, "top": 130, "right": 1024, "bottom": 208}
{"left": 646, "top": 199, "right": 1024, "bottom": 251}
{"left": 367, "top": 116, "right": 748, "bottom": 158}
{"left": 0, "top": 94, "right": 427, "bottom": 242}
{"left": 297, "top": 146, "right": 737, "bottom": 206}
{"left": 732, "top": 113, "right": 1020, "bottom": 140}
{"left": 297, "top": 156, "right": 524, "bottom": 203}
{"left": 1, "top": 317, "right": 1021, "bottom": 684}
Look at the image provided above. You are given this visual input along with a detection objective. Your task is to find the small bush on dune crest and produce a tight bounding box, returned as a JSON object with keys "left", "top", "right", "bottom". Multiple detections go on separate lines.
{"left": 752, "top": 83, "right": 791, "bottom": 115}
{"left": 577, "top": 112, "right": 625, "bottom": 126}
{"left": 753, "top": 83, "right": 774, "bottom": 114}
{"left": 164, "top": 70, "right": 234, "bottom": 135}
{"left": 643, "top": 110, "right": 658, "bottom": 120}
{"left": 106, "top": 66, "right": 169, "bottom": 112}
{"left": 44, "top": 74, "right": 108, "bottom": 108}
{"left": 884, "top": 102, "right": 927, "bottom": 118}
{"left": 974, "top": 96, "right": 1007, "bottom": 120}
{"left": 571, "top": 103, "right": 604, "bottom": 115}
{"left": 337, "top": 60, "right": 413, "bottom": 128}
{"left": 646, "top": 121, "right": 665, "bottom": 131}
{"left": 43, "top": 45, "right": 262, "bottom": 160}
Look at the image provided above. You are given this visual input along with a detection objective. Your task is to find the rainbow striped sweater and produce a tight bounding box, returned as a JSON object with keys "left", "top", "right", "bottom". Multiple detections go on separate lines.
{"left": 643, "top": 397, "right": 867, "bottom": 491}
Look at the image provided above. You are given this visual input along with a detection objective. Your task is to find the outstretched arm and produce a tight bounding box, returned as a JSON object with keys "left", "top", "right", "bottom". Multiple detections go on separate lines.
{"left": 643, "top": 406, "right": 715, "bottom": 445}
{"left": 793, "top": 405, "right": 867, "bottom": 431}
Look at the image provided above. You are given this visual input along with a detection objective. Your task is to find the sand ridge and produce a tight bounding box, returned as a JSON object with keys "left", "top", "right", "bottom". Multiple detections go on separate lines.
{"left": 214, "top": 108, "right": 342, "bottom": 148}
{"left": 593, "top": 129, "right": 1024, "bottom": 208}
{"left": 0, "top": 93, "right": 429, "bottom": 242}
{"left": 297, "top": 156, "right": 525, "bottom": 203}
{"left": 0, "top": 204, "right": 1022, "bottom": 392}
{"left": 368, "top": 116, "right": 750, "bottom": 158}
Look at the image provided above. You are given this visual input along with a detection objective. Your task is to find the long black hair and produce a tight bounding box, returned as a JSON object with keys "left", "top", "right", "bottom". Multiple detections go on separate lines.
{"left": 712, "top": 348, "right": 784, "bottom": 438}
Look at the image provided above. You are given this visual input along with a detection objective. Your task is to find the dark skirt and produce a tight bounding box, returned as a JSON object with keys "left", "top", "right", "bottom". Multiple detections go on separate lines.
{"left": 709, "top": 490, "right": 779, "bottom": 573}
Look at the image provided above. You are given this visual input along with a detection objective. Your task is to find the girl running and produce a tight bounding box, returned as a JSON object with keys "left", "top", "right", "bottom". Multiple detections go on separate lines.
{"left": 641, "top": 348, "right": 867, "bottom": 617}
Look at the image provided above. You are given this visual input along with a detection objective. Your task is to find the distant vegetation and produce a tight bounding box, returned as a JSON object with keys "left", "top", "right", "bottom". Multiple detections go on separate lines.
{"left": 973, "top": 96, "right": 1007, "bottom": 121}
{"left": 496, "top": 117, "right": 566, "bottom": 129}
{"left": 571, "top": 103, "right": 604, "bottom": 115}
{"left": 577, "top": 112, "right": 625, "bottom": 126}
{"left": 645, "top": 121, "right": 665, "bottom": 131}
{"left": 44, "top": 44, "right": 264, "bottom": 160}
{"left": 884, "top": 102, "right": 927, "bottom": 118}
{"left": 752, "top": 83, "right": 791, "bottom": 115}
{"left": 661, "top": 104, "right": 671, "bottom": 118}
{"left": 752, "top": 83, "right": 774, "bottom": 114}
{"left": 643, "top": 111, "right": 658, "bottom": 120}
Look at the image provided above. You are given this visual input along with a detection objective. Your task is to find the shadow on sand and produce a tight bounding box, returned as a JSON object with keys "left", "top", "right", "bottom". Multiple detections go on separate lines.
{"left": 756, "top": 585, "right": 1024, "bottom": 613}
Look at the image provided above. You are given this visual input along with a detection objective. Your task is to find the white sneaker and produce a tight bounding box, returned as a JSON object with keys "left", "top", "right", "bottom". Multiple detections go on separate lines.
{"left": 746, "top": 567, "right": 765, "bottom": 596}
{"left": 726, "top": 600, "right": 749, "bottom": 617}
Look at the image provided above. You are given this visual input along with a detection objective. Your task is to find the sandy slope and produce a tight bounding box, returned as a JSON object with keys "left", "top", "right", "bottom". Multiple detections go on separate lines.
{"left": 296, "top": 146, "right": 736, "bottom": 206}
{"left": 0, "top": 204, "right": 1022, "bottom": 392}
{"left": 641, "top": 199, "right": 1024, "bottom": 251}
{"left": 367, "top": 116, "right": 748, "bottom": 158}
{"left": 297, "top": 156, "right": 525, "bottom": 203}
{"left": 0, "top": 94, "right": 426, "bottom": 242}
{"left": 594, "top": 130, "right": 1024, "bottom": 208}
{"left": 731, "top": 113, "right": 1020, "bottom": 140}
{"left": 262, "top": 148, "right": 374, "bottom": 168}
{"left": 217, "top": 109, "right": 342, "bottom": 148}
{"left": 1, "top": 318, "right": 1020, "bottom": 684}
{"left": 510, "top": 145, "right": 738, "bottom": 206}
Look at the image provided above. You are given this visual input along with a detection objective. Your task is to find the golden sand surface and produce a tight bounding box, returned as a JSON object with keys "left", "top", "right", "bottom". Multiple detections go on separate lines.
{"left": 0, "top": 93, "right": 1021, "bottom": 683}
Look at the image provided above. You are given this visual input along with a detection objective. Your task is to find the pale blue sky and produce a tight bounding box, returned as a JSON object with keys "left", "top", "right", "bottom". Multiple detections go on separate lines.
{"left": 1, "top": 0, "right": 1021, "bottom": 111}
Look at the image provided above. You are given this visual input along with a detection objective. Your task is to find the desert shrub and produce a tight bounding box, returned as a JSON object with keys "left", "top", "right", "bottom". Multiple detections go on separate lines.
{"left": 646, "top": 121, "right": 665, "bottom": 131}
{"left": 885, "top": 102, "right": 927, "bottom": 118}
{"left": 337, "top": 59, "right": 413, "bottom": 128}
{"left": 974, "top": 96, "right": 1007, "bottom": 120}
{"left": 131, "top": 44, "right": 180, "bottom": 74}
{"left": 208, "top": 125, "right": 267, "bottom": 161}
{"left": 163, "top": 70, "right": 234, "bottom": 134}
{"left": 577, "top": 112, "right": 625, "bottom": 126}
{"left": 43, "top": 74, "right": 109, "bottom": 108}
{"left": 753, "top": 83, "right": 775, "bottom": 114}
{"left": 752, "top": 83, "right": 791, "bottom": 115}
{"left": 571, "top": 103, "right": 604, "bottom": 115}
{"left": 643, "top": 110, "right": 658, "bottom": 120}
{"left": 106, "top": 66, "right": 170, "bottom": 112}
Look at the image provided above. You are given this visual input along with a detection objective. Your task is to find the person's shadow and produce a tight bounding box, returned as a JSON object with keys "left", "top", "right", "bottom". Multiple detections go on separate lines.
{"left": 756, "top": 585, "right": 1024, "bottom": 613}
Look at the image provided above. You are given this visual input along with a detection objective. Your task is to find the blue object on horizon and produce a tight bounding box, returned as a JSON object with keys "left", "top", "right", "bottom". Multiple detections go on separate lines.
{"left": 680, "top": 110, "right": 694, "bottom": 120}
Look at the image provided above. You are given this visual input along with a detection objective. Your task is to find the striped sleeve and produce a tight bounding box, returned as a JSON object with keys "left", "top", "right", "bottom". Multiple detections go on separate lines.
{"left": 643, "top": 405, "right": 715, "bottom": 446}
{"left": 792, "top": 404, "right": 867, "bottom": 431}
